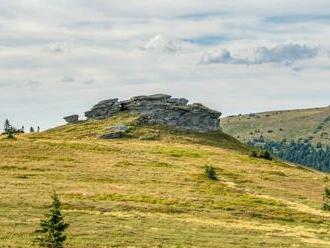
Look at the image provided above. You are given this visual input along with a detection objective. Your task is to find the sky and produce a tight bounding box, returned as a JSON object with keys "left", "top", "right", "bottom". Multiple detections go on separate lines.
{"left": 1, "top": 0, "right": 330, "bottom": 130}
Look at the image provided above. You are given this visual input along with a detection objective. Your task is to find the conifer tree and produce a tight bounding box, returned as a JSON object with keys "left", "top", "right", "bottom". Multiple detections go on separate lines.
{"left": 30, "top": 127, "right": 35, "bottom": 133}
{"left": 34, "top": 193, "right": 69, "bottom": 248}
{"left": 204, "top": 165, "right": 218, "bottom": 180}
{"left": 322, "top": 177, "right": 330, "bottom": 211}
{"left": 4, "top": 119, "right": 11, "bottom": 133}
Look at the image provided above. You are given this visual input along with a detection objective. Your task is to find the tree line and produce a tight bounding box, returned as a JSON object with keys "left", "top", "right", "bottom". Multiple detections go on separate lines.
{"left": 2, "top": 119, "right": 40, "bottom": 138}
{"left": 248, "top": 136, "right": 330, "bottom": 172}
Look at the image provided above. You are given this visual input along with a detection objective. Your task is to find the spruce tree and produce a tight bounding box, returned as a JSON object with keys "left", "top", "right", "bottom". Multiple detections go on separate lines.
{"left": 204, "top": 165, "right": 218, "bottom": 180}
{"left": 322, "top": 177, "right": 330, "bottom": 211}
{"left": 34, "top": 193, "right": 69, "bottom": 248}
{"left": 4, "top": 119, "right": 11, "bottom": 133}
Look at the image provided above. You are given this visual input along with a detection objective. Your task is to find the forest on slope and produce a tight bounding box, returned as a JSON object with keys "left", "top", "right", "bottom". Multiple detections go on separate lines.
{"left": 222, "top": 106, "right": 330, "bottom": 171}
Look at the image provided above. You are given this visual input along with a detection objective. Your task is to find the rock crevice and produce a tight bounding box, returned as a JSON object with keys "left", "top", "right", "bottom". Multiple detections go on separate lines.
{"left": 84, "top": 94, "right": 221, "bottom": 132}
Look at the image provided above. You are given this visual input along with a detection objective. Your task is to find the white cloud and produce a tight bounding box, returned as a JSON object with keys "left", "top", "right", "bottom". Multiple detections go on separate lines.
{"left": 1, "top": 1, "right": 330, "bottom": 130}
{"left": 199, "top": 48, "right": 232, "bottom": 64}
{"left": 42, "top": 42, "right": 72, "bottom": 54}
{"left": 199, "top": 43, "right": 319, "bottom": 65}
{"left": 142, "top": 35, "right": 182, "bottom": 52}
{"left": 254, "top": 44, "right": 318, "bottom": 64}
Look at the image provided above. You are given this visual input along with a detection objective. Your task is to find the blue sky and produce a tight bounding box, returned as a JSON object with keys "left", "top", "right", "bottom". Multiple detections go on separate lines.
{"left": 1, "top": 0, "right": 330, "bottom": 130}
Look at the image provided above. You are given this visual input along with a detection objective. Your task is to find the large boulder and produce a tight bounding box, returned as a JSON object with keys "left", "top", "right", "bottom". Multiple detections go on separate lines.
{"left": 99, "top": 124, "right": 130, "bottom": 139}
{"left": 85, "top": 98, "right": 121, "bottom": 119}
{"left": 64, "top": 114, "right": 79, "bottom": 124}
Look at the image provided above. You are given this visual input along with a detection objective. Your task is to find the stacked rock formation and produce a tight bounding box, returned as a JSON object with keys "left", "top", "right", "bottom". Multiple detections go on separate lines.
{"left": 85, "top": 94, "right": 221, "bottom": 132}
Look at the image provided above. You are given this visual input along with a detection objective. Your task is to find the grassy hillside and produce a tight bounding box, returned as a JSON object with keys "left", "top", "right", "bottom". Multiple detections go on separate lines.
{"left": 221, "top": 106, "right": 330, "bottom": 146}
{"left": 1, "top": 113, "right": 330, "bottom": 247}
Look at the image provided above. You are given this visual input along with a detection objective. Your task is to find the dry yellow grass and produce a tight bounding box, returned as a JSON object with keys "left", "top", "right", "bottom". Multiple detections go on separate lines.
{"left": 222, "top": 106, "right": 330, "bottom": 146}
{"left": 0, "top": 114, "right": 329, "bottom": 247}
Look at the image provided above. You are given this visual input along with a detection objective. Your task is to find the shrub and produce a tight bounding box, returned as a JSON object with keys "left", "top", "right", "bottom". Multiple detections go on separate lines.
{"left": 204, "top": 165, "right": 218, "bottom": 180}
{"left": 34, "top": 193, "right": 69, "bottom": 248}
{"left": 322, "top": 187, "right": 330, "bottom": 211}
{"left": 6, "top": 130, "right": 15, "bottom": 139}
{"left": 323, "top": 177, "right": 330, "bottom": 211}
{"left": 249, "top": 151, "right": 258, "bottom": 158}
{"left": 259, "top": 150, "right": 272, "bottom": 160}
{"left": 249, "top": 150, "right": 272, "bottom": 160}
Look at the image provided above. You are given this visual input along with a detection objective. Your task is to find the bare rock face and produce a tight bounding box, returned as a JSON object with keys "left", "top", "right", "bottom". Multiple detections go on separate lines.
{"left": 85, "top": 94, "right": 221, "bottom": 132}
{"left": 64, "top": 114, "right": 79, "bottom": 123}
{"left": 85, "top": 98, "right": 120, "bottom": 119}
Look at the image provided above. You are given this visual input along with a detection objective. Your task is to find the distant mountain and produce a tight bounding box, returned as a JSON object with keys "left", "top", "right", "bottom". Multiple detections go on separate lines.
{"left": 222, "top": 106, "right": 330, "bottom": 171}
{"left": 222, "top": 106, "right": 330, "bottom": 146}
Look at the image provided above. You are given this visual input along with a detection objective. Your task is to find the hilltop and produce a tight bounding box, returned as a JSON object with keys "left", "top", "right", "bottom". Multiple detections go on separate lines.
{"left": 1, "top": 101, "right": 330, "bottom": 247}
{"left": 222, "top": 106, "right": 330, "bottom": 146}
{"left": 221, "top": 106, "right": 330, "bottom": 171}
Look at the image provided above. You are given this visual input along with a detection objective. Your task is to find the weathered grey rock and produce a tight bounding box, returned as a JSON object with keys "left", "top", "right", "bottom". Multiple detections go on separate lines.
{"left": 85, "top": 98, "right": 121, "bottom": 119}
{"left": 167, "top": 98, "right": 189, "bottom": 105}
{"left": 107, "top": 124, "right": 130, "bottom": 133}
{"left": 99, "top": 124, "right": 130, "bottom": 139}
{"left": 85, "top": 94, "right": 222, "bottom": 132}
{"left": 64, "top": 114, "right": 79, "bottom": 123}
{"left": 99, "top": 132, "right": 125, "bottom": 139}
{"left": 130, "top": 94, "right": 171, "bottom": 101}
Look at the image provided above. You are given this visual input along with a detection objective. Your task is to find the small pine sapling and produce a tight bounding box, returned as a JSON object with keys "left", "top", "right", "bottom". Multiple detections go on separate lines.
{"left": 322, "top": 176, "right": 330, "bottom": 211}
{"left": 204, "top": 165, "right": 218, "bottom": 180}
{"left": 34, "top": 193, "right": 69, "bottom": 248}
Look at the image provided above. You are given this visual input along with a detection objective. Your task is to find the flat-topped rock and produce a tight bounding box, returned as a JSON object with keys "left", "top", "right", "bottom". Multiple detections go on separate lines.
{"left": 64, "top": 114, "right": 79, "bottom": 123}
{"left": 85, "top": 94, "right": 222, "bottom": 132}
{"left": 130, "top": 94, "right": 171, "bottom": 101}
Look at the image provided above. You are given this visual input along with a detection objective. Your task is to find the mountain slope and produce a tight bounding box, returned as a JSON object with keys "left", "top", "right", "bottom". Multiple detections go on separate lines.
{"left": 1, "top": 114, "right": 330, "bottom": 247}
{"left": 222, "top": 106, "right": 330, "bottom": 146}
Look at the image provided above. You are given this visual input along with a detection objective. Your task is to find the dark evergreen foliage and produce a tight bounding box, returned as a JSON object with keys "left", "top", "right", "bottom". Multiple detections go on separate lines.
{"left": 2, "top": 119, "right": 24, "bottom": 135}
{"left": 322, "top": 187, "right": 330, "bottom": 211}
{"left": 249, "top": 149, "right": 272, "bottom": 160}
{"left": 4, "top": 119, "right": 11, "bottom": 133}
{"left": 248, "top": 138, "right": 330, "bottom": 172}
{"left": 323, "top": 177, "right": 330, "bottom": 211}
{"left": 204, "top": 165, "right": 218, "bottom": 180}
{"left": 34, "top": 193, "right": 69, "bottom": 248}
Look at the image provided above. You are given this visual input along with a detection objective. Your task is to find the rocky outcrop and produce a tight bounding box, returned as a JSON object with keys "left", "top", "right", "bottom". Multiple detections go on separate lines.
{"left": 85, "top": 94, "right": 221, "bottom": 132}
{"left": 64, "top": 114, "right": 79, "bottom": 123}
{"left": 99, "top": 124, "right": 130, "bottom": 139}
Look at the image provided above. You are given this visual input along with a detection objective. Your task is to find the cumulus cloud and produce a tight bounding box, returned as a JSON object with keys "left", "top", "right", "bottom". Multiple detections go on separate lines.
{"left": 1, "top": 0, "right": 330, "bottom": 130}
{"left": 142, "top": 35, "right": 182, "bottom": 52}
{"left": 199, "top": 43, "right": 318, "bottom": 65}
{"left": 199, "top": 48, "right": 248, "bottom": 64}
{"left": 254, "top": 44, "right": 318, "bottom": 64}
